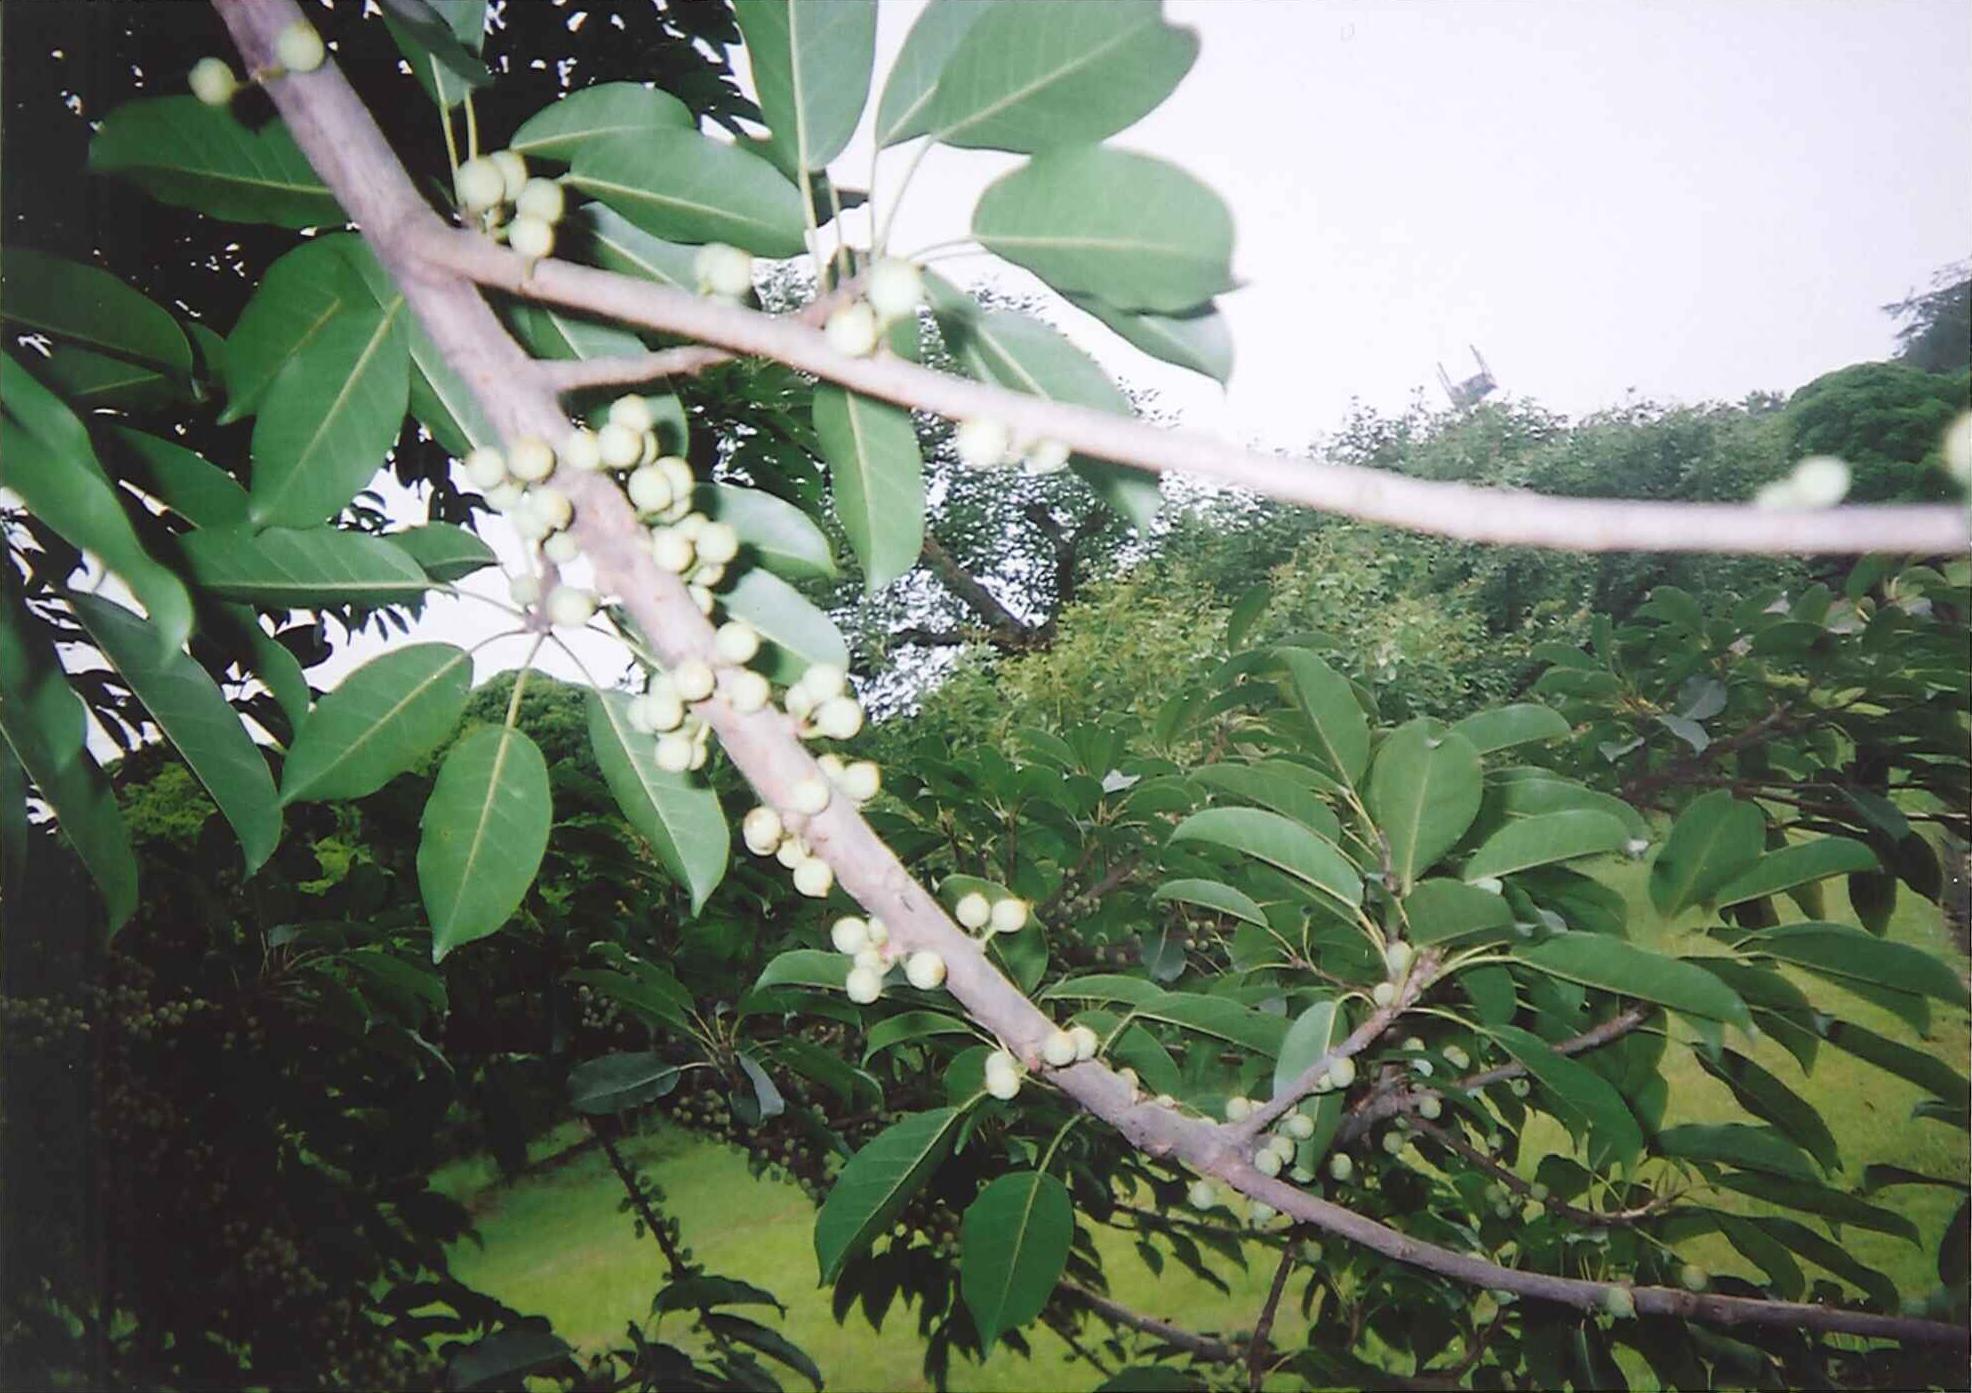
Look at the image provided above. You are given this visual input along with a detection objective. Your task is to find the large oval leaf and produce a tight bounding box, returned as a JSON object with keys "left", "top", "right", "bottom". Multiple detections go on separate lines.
{"left": 1273, "top": 995, "right": 1340, "bottom": 1098}
{"left": 420, "top": 725, "right": 552, "bottom": 961}
{"left": 1489, "top": 1023, "right": 1643, "bottom": 1169}
{"left": 104, "top": 428, "right": 248, "bottom": 529}
{"left": 178, "top": 526, "right": 433, "bottom": 607}
{"left": 567, "top": 130, "right": 807, "bottom": 257}
{"left": 694, "top": 484, "right": 836, "bottom": 581}
{"left": 586, "top": 689, "right": 728, "bottom": 912}
{"left": 974, "top": 147, "right": 1234, "bottom": 313}
{"left": 1192, "top": 764, "right": 1340, "bottom": 841}
{"left": 734, "top": 0, "right": 876, "bottom": 173}
{"left": 1714, "top": 837, "right": 1879, "bottom": 909}
{"left": 1649, "top": 789, "right": 1764, "bottom": 916}
{"left": 719, "top": 569, "right": 850, "bottom": 684}
{"left": 1450, "top": 702, "right": 1571, "bottom": 755}
{"left": 1366, "top": 721, "right": 1483, "bottom": 893}
{"left": 70, "top": 594, "right": 280, "bottom": 876}
{"left": 1, "top": 249, "right": 191, "bottom": 380}
{"left": 220, "top": 238, "right": 372, "bottom": 424}
{"left": 1152, "top": 877, "right": 1268, "bottom": 929}
{"left": 874, "top": 0, "right": 991, "bottom": 147}
{"left": 1515, "top": 934, "right": 1751, "bottom": 1028}
{"left": 567, "top": 1052, "right": 684, "bottom": 1114}
{"left": 1462, "top": 810, "right": 1629, "bottom": 881}
{"left": 815, "top": 1108, "right": 962, "bottom": 1281}
{"left": 960, "top": 1171, "right": 1073, "bottom": 1350}
{"left": 580, "top": 204, "right": 701, "bottom": 291}
{"left": 1169, "top": 806, "right": 1361, "bottom": 909}
{"left": 509, "top": 82, "right": 693, "bottom": 161}
{"left": 89, "top": 96, "right": 342, "bottom": 227}
{"left": 1403, "top": 878, "right": 1513, "bottom": 945}
{"left": 925, "top": 0, "right": 1198, "bottom": 152}
{"left": 1656, "top": 1123, "right": 1819, "bottom": 1183}
{"left": 1275, "top": 648, "right": 1370, "bottom": 786}
{"left": 1068, "top": 293, "right": 1232, "bottom": 385}
{"left": 282, "top": 644, "right": 472, "bottom": 804}
{"left": 813, "top": 387, "right": 925, "bottom": 591}
{"left": 1741, "top": 923, "right": 1968, "bottom": 1006}
{"left": 388, "top": 523, "right": 497, "bottom": 583}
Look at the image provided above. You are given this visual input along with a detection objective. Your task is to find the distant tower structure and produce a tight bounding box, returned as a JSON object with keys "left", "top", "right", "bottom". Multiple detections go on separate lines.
{"left": 1436, "top": 345, "right": 1498, "bottom": 410}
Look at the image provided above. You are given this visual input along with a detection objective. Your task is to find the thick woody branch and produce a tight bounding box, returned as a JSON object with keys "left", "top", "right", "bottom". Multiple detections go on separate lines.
{"left": 216, "top": 0, "right": 1967, "bottom": 1350}
{"left": 407, "top": 225, "right": 1971, "bottom": 557}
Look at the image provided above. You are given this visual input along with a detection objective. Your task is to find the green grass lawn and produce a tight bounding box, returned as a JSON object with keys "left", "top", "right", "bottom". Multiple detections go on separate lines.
{"left": 438, "top": 868, "right": 1968, "bottom": 1391}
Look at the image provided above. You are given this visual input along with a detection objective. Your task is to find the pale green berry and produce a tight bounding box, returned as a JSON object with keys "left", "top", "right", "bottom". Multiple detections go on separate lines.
{"left": 672, "top": 659, "right": 715, "bottom": 702}
{"left": 1372, "top": 981, "right": 1397, "bottom": 1008}
{"left": 1413, "top": 1059, "right": 1434, "bottom": 1077}
{"left": 510, "top": 496, "right": 553, "bottom": 542}
{"left": 1385, "top": 941, "right": 1415, "bottom": 977}
{"left": 1225, "top": 1096, "right": 1253, "bottom": 1122}
{"left": 508, "top": 214, "right": 555, "bottom": 260}
{"left": 1602, "top": 1286, "right": 1635, "bottom": 1320}
{"left": 1509, "top": 1077, "right": 1531, "bottom": 1098}
{"left": 955, "top": 891, "right": 991, "bottom": 930}
{"left": 508, "top": 436, "right": 555, "bottom": 483}
{"left": 463, "top": 446, "right": 508, "bottom": 488}
{"left": 1115, "top": 1066, "right": 1140, "bottom": 1096}
{"left": 1186, "top": 1179, "right": 1217, "bottom": 1211}
{"left": 846, "top": 964, "right": 883, "bottom": 1004}
{"left": 742, "top": 806, "right": 783, "bottom": 855}
{"left": 1679, "top": 1264, "right": 1709, "bottom": 1293}
{"left": 1255, "top": 1147, "right": 1283, "bottom": 1177}
{"left": 1022, "top": 439, "right": 1071, "bottom": 474}
{"left": 654, "top": 733, "right": 694, "bottom": 773}
{"left": 1249, "top": 1201, "right": 1277, "bottom": 1226}
{"left": 694, "top": 243, "right": 754, "bottom": 299}
{"left": 851, "top": 948, "right": 883, "bottom": 973}
{"left": 790, "top": 777, "right": 831, "bottom": 816}
{"left": 1284, "top": 1113, "right": 1315, "bottom": 1140}
{"left": 1417, "top": 1095, "right": 1442, "bottom": 1121}
{"left": 516, "top": 177, "right": 564, "bottom": 225}
{"left": 544, "top": 585, "right": 595, "bottom": 628}
{"left": 599, "top": 427, "right": 645, "bottom": 477}
{"left": 657, "top": 455, "right": 696, "bottom": 499}
{"left": 728, "top": 669, "right": 771, "bottom": 715}
{"left": 650, "top": 528, "right": 694, "bottom": 573}
{"left": 1944, "top": 411, "right": 1972, "bottom": 486}
{"left": 866, "top": 917, "right": 889, "bottom": 947}
{"left": 831, "top": 915, "right": 870, "bottom": 955}
{"left": 793, "top": 856, "right": 833, "bottom": 898}
{"left": 633, "top": 687, "right": 686, "bottom": 734}
{"left": 1382, "top": 1130, "right": 1405, "bottom": 1156}
{"left": 905, "top": 950, "right": 947, "bottom": 991}
{"left": 954, "top": 418, "right": 1011, "bottom": 470}
{"left": 695, "top": 521, "right": 740, "bottom": 565}
{"left": 784, "top": 685, "right": 816, "bottom": 721}
{"left": 455, "top": 157, "right": 505, "bottom": 214}
{"left": 824, "top": 301, "right": 880, "bottom": 358}
{"left": 1327, "top": 1056, "right": 1356, "bottom": 1088}
{"left": 865, "top": 258, "right": 924, "bottom": 322}
{"left": 491, "top": 149, "right": 528, "bottom": 203}
{"left": 1529, "top": 1182, "right": 1549, "bottom": 1201}
{"left": 603, "top": 394, "right": 651, "bottom": 433}
{"left": 486, "top": 480, "right": 523, "bottom": 509}
{"left": 688, "top": 584, "right": 715, "bottom": 616}
{"left": 560, "top": 428, "right": 603, "bottom": 472}
{"left": 983, "top": 1050, "right": 1021, "bottom": 1100}
{"left": 801, "top": 664, "right": 848, "bottom": 701}
{"left": 189, "top": 57, "right": 237, "bottom": 106}
{"left": 989, "top": 897, "right": 1028, "bottom": 934}
{"left": 690, "top": 560, "right": 726, "bottom": 588}
{"left": 1443, "top": 1045, "right": 1471, "bottom": 1070}
{"left": 275, "top": 20, "right": 326, "bottom": 74}
{"left": 1789, "top": 455, "right": 1851, "bottom": 508}
{"left": 774, "top": 837, "right": 806, "bottom": 872}
{"left": 542, "top": 531, "right": 580, "bottom": 564}
{"left": 1040, "top": 1029, "right": 1077, "bottom": 1067}
{"left": 713, "top": 621, "right": 760, "bottom": 666}
{"left": 530, "top": 486, "right": 572, "bottom": 531}
{"left": 1328, "top": 1153, "right": 1353, "bottom": 1182}
{"left": 1069, "top": 1025, "right": 1099, "bottom": 1061}
{"left": 1266, "top": 1134, "right": 1296, "bottom": 1162}
{"left": 508, "top": 573, "right": 541, "bottom": 606}
{"left": 838, "top": 760, "right": 881, "bottom": 803}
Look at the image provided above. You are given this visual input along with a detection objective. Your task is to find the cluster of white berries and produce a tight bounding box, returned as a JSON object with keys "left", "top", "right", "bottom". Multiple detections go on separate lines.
{"left": 951, "top": 888, "right": 1029, "bottom": 939}
{"left": 827, "top": 913, "right": 943, "bottom": 1006}
{"left": 454, "top": 147, "right": 565, "bottom": 260}
{"left": 951, "top": 417, "right": 1071, "bottom": 476}
{"left": 694, "top": 244, "right": 755, "bottom": 303}
{"left": 189, "top": 22, "right": 324, "bottom": 106}
{"left": 1370, "top": 938, "right": 1415, "bottom": 1009}
{"left": 784, "top": 662, "right": 866, "bottom": 742}
{"left": 1754, "top": 454, "right": 1852, "bottom": 510}
{"left": 820, "top": 257, "right": 925, "bottom": 359}
{"left": 1041, "top": 1022, "right": 1100, "bottom": 1068}
{"left": 733, "top": 665, "right": 877, "bottom": 904}
{"left": 983, "top": 1047, "right": 1025, "bottom": 1101}
{"left": 1307, "top": 1053, "right": 1357, "bottom": 1096}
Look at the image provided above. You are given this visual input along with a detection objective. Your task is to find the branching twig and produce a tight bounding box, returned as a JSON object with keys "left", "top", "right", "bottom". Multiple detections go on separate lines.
{"left": 1408, "top": 1117, "right": 1673, "bottom": 1227}
{"left": 1060, "top": 1280, "right": 1240, "bottom": 1364}
{"left": 1247, "top": 1242, "right": 1298, "bottom": 1391}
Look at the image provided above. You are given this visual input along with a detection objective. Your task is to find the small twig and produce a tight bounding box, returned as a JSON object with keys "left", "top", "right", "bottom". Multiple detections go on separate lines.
{"left": 1247, "top": 1241, "right": 1297, "bottom": 1390}
{"left": 535, "top": 344, "right": 731, "bottom": 392}
{"left": 1060, "top": 1280, "right": 1240, "bottom": 1364}
{"left": 1408, "top": 1116, "right": 1672, "bottom": 1227}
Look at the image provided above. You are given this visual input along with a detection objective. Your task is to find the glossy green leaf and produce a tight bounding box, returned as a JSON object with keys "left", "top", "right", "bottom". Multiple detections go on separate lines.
{"left": 1040, "top": 974, "right": 1164, "bottom": 1009}
{"left": 1273, "top": 995, "right": 1340, "bottom": 1097}
{"left": 220, "top": 238, "right": 371, "bottom": 423}
{"left": 69, "top": 594, "right": 280, "bottom": 876}
{"left": 567, "top": 1052, "right": 682, "bottom": 1113}
{"left": 1741, "top": 922, "right": 1968, "bottom": 1006}
{"left": 281, "top": 644, "right": 472, "bottom": 804}
{"left": 925, "top": 0, "right": 1198, "bottom": 152}
{"left": 1402, "top": 878, "right": 1513, "bottom": 945}
{"left": 960, "top": 1171, "right": 1073, "bottom": 1350}
{"left": 579, "top": 204, "right": 701, "bottom": 290}
{"left": 215, "top": 604, "right": 312, "bottom": 729}
{"left": 1367, "top": 721, "right": 1483, "bottom": 893}
{"left": 1716, "top": 1215, "right": 1805, "bottom": 1299}
{"left": 1068, "top": 293, "right": 1233, "bottom": 384}
{"left": 1152, "top": 877, "right": 1269, "bottom": 929}
{"left": 1137, "top": 989, "right": 1286, "bottom": 1056}
{"left": 1169, "top": 806, "right": 1361, "bottom": 909}
{"left": 36, "top": 347, "right": 178, "bottom": 410}
{"left": 652, "top": 1274, "right": 786, "bottom": 1318}
{"left": 974, "top": 148, "right": 1234, "bottom": 312}
{"left": 719, "top": 569, "right": 850, "bottom": 685}
{"left": 863, "top": 1011, "right": 975, "bottom": 1062}
{"left": 1, "top": 249, "right": 191, "bottom": 379}
{"left": 1655, "top": 1123, "right": 1818, "bottom": 1182}
{"left": 388, "top": 523, "right": 497, "bottom": 583}
{"left": 754, "top": 949, "right": 852, "bottom": 994}
{"left": 567, "top": 131, "right": 807, "bottom": 257}
{"left": 734, "top": 0, "right": 876, "bottom": 173}
{"left": 1275, "top": 648, "right": 1370, "bottom": 785}
{"left": 586, "top": 689, "right": 728, "bottom": 912}
{"left": 702, "top": 1313, "right": 821, "bottom": 1391}
{"left": 1517, "top": 935, "right": 1749, "bottom": 1027}
{"left": 1714, "top": 838, "right": 1880, "bottom": 909}
{"left": 1820, "top": 1019, "right": 1970, "bottom": 1103}
{"left": 505, "top": 301, "right": 646, "bottom": 365}
{"left": 1485, "top": 771, "right": 1650, "bottom": 842}
{"left": 1451, "top": 702, "right": 1571, "bottom": 754}
{"left": 815, "top": 1108, "right": 962, "bottom": 1280}
{"left": 1714, "top": 1172, "right": 1919, "bottom": 1243}
{"left": 874, "top": 0, "right": 991, "bottom": 146}
{"left": 509, "top": 82, "right": 694, "bottom": 160}
{"left": 1694, "top": 1048, "right": 1839, "bottom": 1174}
{"left": 89, "top": 96, "right": 342, "bottom": 227}
{"left": 178, "top": 526, "right": 433, "bottom": 607}
{"left": 1491, "top": 1024, "right": 1643, "bottom": 1168}
{"left": 104, "top": 428, "right": 248, "bottom": 529}
{"left": 693, "top": 484, "right": 836, "bottom": 581}
{"left": 383, "top": 0, "right": 489, "bottom": 110}
{"left": 1463, "top": 810, "right": 1629, "bottom": 880}
{"left": 1192, "top": 764, "right": 1340, "bottom": 840}
{"left": 1649, "top": 790, "right": 1764, "bottom": 916}
{"left": 813, "top": 386, "right": 924, "bottom": 591}
{"left": 420, "top": 725, "right": 552, "bottom": 961}
{"left": 1754, "top": 1217, "right": 1900, "bottom": 1312}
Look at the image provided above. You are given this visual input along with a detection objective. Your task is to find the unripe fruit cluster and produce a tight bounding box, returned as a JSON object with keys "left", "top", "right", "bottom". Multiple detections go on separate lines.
{"left": 820, "top": 258, "right": 924, "bottom": 360}
{"left": 984, "top": 1048, "right": 1024, "bottom": 1100}
{"left": 694, "top": 243, "right": 755, "bottom": 301}
{"left": 1308, "top": 1054, "right": 1356, "bottom": 1094}
{"left": 951, "top": 417, "right": 1070, "bottom": 475}
{"left": 454, "top": 147, "right": 565, "bottom": 258}
{"left": 952, "top": 889, "right": 1028, "bottom": 938}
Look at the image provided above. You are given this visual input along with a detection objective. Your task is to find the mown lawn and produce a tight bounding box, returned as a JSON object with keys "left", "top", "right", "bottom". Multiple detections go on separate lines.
{"left": 439, "top": 868, "right": 1967, "bottom": 1391}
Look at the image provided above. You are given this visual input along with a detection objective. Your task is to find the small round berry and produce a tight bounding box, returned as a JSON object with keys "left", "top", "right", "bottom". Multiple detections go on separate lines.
{"left": 654, "top": 733, "right": 694, "bottom": 773}
{"left": 1328, "top": 1153, "right": 1354, "bottom": 1182}
{"left": 817, "top": 753, "right": 846, "bottom": 781}
{"left": 455, "top": 157, "right": 506, "bottom": 214}
{"left": 989, "top": 897, "right": 1028, "bottom": 934}
{"left": 490, "top": 149, "right": 528, "bottom": 202}
{"left": 1789, "top": 455, "right": 1851, "bottom": 509}
{"left": 650, "top": 528, "right": 693, "bottom": 573}
{"left": 852, "top": 948, "right": 884, "bottom": 974}
{"left": 1255, "top": 1148, "right": 1283, "bottom": 1178}
{"left": 694, "top": 243, "right": 754, "bottom": 299}
{"left": 1068, "top": 1024, "right": 1099, "bottom": 1061}
{"left": 657, "top": 455, "right": 696, "bottom": 498}
{"left": 671, "top": 659, "right": 715, "bottom": 702}
{"left": 1115, "top": 1066, "right": 1141, "bottom": 1096}
{"left": 695, "top": 521, "right": 740, "bottom": 565}
{"left": 793, "top": 856, "right": 834, "bottom": 898}
{"left": 530, "top": 486, "right": 572, "bottom": 531}
{"left": 508, "top": 436, "right": 556, "bottom": 482}
{"left": 560, "top": 428, "right": 603, "bottom": 473}
{"left": 1417, "top": 1094, "right": 1442, "bottom": 1120}
{"left": 775, "top": 834, "right": 807, "bottom": 869}
{"left": 508, "top": 573, "right": 542, "bottom": 607}
{"left": 1225, "top": 1096, "right": 1253, "bottom": 1122}
{"left": 600, "top": 395, "right": 652, "bottom": 436}
{"left": 866, "top": 917, "right": 889, "bottom": 947}
{"left": 1040, "top": 1030, "right": 1077, "bottom": 1067}
{"left": 1529, "top": 1182, "right": 1549, "bottom": 1201}
{"left": 742, "top": 806, "right": 785, "bottom": 856}
{"left": 954, "top": 418, "right": 1012, "bottom": 470}
{"left": 714, "top": 620, "right": 760, "bottom": 665}
{"left": 189, "top": 57, "right": 237, "bottom": 107}
{"left": 983, "top": 1050, "right": 1022, "bottom": 1100}
{"left": 275, "top": 20, "right": 326, "bottom": 74}
{"left": 1508, "top": 1077, "right": 1531, "bottom": 1098}
{"left": 516, "top": 177, "right": 564, "bottom": 224}
{"left": 1382, "top": 1130, "right": 1405, "bottom": 1156}
{"left": 1443, "top": 1044, "right": 1471, "bottom": 1070}
{"left": 486, "top": 480, "right": 523, "bottom": 510}
{"left": 865, "top": 259, "right": 924, "bottom": 322}
{"left": 811, "top": 695, "right": 864, "bottom": 741}
{"left": 1679, "top": 1264, "right": 1709, "bottom": 1293}
{"left": 1283, "top": 1112, "right": 1315, "bottom": 1140}
{"left": 545, "top": 585, "right": 595, "bottom": 628}
{"left": 1385, "top": 940, "right": 1415, "bottom": 977}
{"left": 1266, "top": 1134, "right": 1297, "bottom": 1162}
{"left": 1186, "top": 1179, "right": 1217, "bottom": 1211}
{"left": 784, "top": 685, "right": 817, "bottom": 721}
{"left": 1249, "top": 1201, "right": 1277, "bottom": 1225}
{"left": 838, "top": 760, "right": 881, "bottom": 803}
{"left": 634, "top": 687, "right": 686, "bottom": 734}
{"left": 954, "top": 891, "right": 991, "bottom": 930}
{"left": 600, "top": 428, "right": 647, "bottom": 478}
{"left": 824, "top": 301, "right": 881, "bottom": 358}
{"left": 905, "top": 951, "right": 947, "bottom": 991}
{"left": 1327, "top": 1056, "right": 1357, "bottom": 1089}
{"left": 1602, "top": 1286, "right": 1635, "bottom": 1320}
{"left": 1022, "top": 439, "right": 1071, "bottom": 474}
{"left": 508, "top": 214, "right": 555, "bottom": 260}
{"left": 801, "top": 664, "right": 848, "bottom": 701}
{"left": 1371, "top": 981, "right": 1398, "bottom": 1008}
{"left": 691, "top": 560, "right": 726, "bottom": 588}
{"left": 846, "top": 964, "right": 883, "bottom": 1004}
{"left": 790, "top": 777, "right": 831, "bottom": 816}
{"left": 727, "top": 669, "right": 771, "bottom": 714}
{"left": 543, "top": 531, "right": 580, "bottom": 564}
{"left": 831, "top": 916, "right": 870, "bottom": 955}
{"left": 463, "top": 446, "right": 508, "bottom": 489}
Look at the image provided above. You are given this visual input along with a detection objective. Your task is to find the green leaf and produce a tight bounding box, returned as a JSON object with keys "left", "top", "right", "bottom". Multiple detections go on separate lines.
{"left": 1490, "top": 1023, "right": 1643, "bottom": 1168}
{"left": 89, "top": 96, "right": 342, "bottom": 227}
{"left": 505, "top": 301, "right": 646, "bottom": 364}
{"left": 1714, "top": 1173, "right": 1920, "bottom": 1244}
{"left": 1068, "top": 293, "right": 1233, "bottom": 384}
{"left": 814, "top": 1108, "right": 962, "bottom": 1280}
{"left": 1273, "top": 995, "right": 1340, "bottom": 1097}
{"left": 1463, "top": 810, "right": 1629, "bottom": 881}
{"left": 382, "top": 0, "right": 489, "bottom": 110}
{"left": 652, "top": 1274, "right": 785, "bottom": 1317}
{"left": 509, "top": 82, "right": 694, "bottom": 161}
{"left": 567, "top": 1052, "right": 683, "bottom": 1113}
{"left": 875, "top": 0, "right": 991, "bottom": 146}
{"left": 388, "top": 523, "right": 497, "bottom": 583}
{"left": 1753, "top": 1217, "right": 1900, "bottom": 1311}
{"left": 1656, "top": 1123, "right": 1818, "bottom": 1182}
{"left": 1366, "top": 721, "right": 1483, "bottom": 893}
{"left": 925, "top": 0, "right": 1198, "bottom": 152}
{"left": 1152, "top": 877, "right": 1268, "bottom": 929}
{"left": 215, "top": 604, "right": 312, "bottom": 729}
{"left": 0, "top": 249, "right": 191, "bottom": 380}
{"left": 281, "top": 644, "right": 472, "bottom": 804}
{"left": 1136, "top": 990, "right": 1286, "bottom": 1056}
{"left": 1820, "top": 1019, "right": 1971, "bottom": 1103}
{"left": 1275, "top": 648, "right": 1370, "bottom": 785}
{"left": 1485, "top": 771, "right": 1650, "bottom": 843}
{"left": 863, "top": 1011, "right": 974, "bottom": 1062}
{"left": 69, "top": 594, "right": 280, "bottom": 876}
{"left": 36, "top": 347, "right": 178, "bottom": 410}
{"left": 1739, "top": 922, "right": 1969, "bottom": 1007}
{"left": 1169, "top": 806, "right": 1361, "bottom": 910}
{"left": 1403, "top": 878, "right": 1512, "bottom": 945}
{"left": 220, "top": 238, "right": 370, "bottom": 423}
{"left": 1040, "top": 974, "right": 1164, "bottom": 1008}
{"left": 103, "top": 428, "right": 248, "bottom": 529}
{"left": 248, "top": 298, "right": 411, "bottom": 528}
{"left": 754, "top": 949, "right": 852, "bottom": 994}
{"left": 974, "top": 147, "right": 1234, "bottom": 313}
{"left": 1715, "top": 838, "right": 1879, "bottom": 909}
{"left": 1451, "top": 702, "right": 1571, "bottom": 755}
{"left": 178, "top": 526, "right": 433, "bottom": 607}
{"left": 586, "top": 690, "right": 728, "bottom": 912}
{"left": 1649, "top": 790, "right": 1764, "bottom": 916}
{"left": 960, "top": 1171, "right": 1073, "bottom": 1350}
{"left": 1717, "top": 1215, "right": 1805, "bottom": 1298}
{"left": 813, "top": 387, "right": 924, "bottom": 591}
{"left": 734, "top": 0, "right": 876, "bottom": 173}
{"left": 580, "top": 204, "right": 701, "bottom": 291}
{"left": 567, "top": 131, "right": 807, "bottom": 258}
{"left": 1516, "top": 935, "right": 1750, "bottom": 1027}
{"left": 445, "top": 1328, "right": 576, "bottom": 1391}
{"left": 719, "top": 569, "right": 850, "bottom": 685}
{"left": 420, "top": 725, "right": 552, "bottom": 961}
{"left": 1192, "top": 764, "right": 1339, "bottom": 841}
{"left": 702, "top": 1313, "right": 822, "bottom": 1391}
{"left": 1693, "top": 1048, "right": 1839, "bottom": 1174}
{"left": 694, "top": 484, "right": 836, "bottom": 581}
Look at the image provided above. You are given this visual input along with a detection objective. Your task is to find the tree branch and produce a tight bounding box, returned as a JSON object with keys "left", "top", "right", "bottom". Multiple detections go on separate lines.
{"left": 216, "top": 0, "right": 1967, "bottom": 1350}
{"left": 1247, "top": 1242, "right": 1298, "bottom": 1390}
{"left": 1408, "top": 1117, "right": 1673, "bottom": 1227}
{"left": 1060, "top": 1281, "right": 1240, "bottom": 1364}
{"left": 535, "top": 343, "right": 730, "bottom": 392}
{"left": 920, "top": 532, "right": 1044, "bottom": 648}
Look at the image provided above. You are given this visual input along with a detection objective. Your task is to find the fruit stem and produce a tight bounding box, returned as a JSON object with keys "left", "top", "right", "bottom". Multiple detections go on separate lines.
{"left": 432, "top": 60, "right": 460, "bottom": 176}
